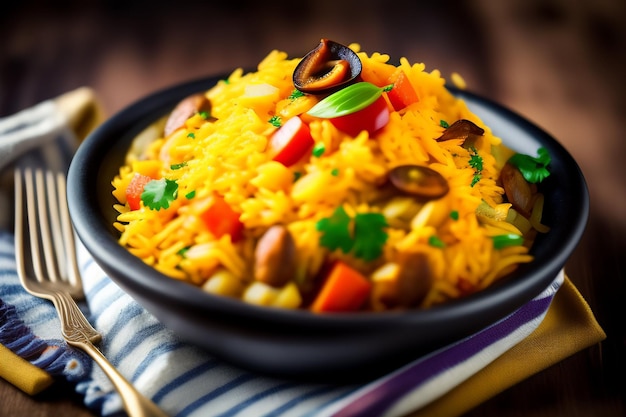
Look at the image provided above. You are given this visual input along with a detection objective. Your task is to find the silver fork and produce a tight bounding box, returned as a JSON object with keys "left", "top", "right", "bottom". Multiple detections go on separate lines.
{"left": 14, "top": 166, "right": 169, "bottom": 417}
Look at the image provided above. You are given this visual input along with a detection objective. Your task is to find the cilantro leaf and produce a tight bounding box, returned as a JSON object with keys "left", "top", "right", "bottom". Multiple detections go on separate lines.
{"left": 316, "top": 207, "right": 388, "bottom": 261}
{"left": 352, "top": 213, "right": 388, "bottom": 261}
{"left": 316, "top": 206, "right": 354, "bottom": 253}
{"left": 508, "top": 147, "right": 551, "bottom": 183}
{"left": 141, "top": 178, "right": 178, "bottom": 210}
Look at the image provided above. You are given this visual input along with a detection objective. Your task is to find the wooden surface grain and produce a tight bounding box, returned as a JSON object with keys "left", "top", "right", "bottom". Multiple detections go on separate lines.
{"left": 1, "top": 1, "right": 624, "bottom": 416}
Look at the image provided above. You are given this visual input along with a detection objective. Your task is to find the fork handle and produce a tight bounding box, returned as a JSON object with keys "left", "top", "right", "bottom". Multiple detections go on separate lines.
{"left": 73, "top": 339, "right": 170, "bottom": 417}
{"left": 52, "top": 292, "right": 169, "bottom": 417}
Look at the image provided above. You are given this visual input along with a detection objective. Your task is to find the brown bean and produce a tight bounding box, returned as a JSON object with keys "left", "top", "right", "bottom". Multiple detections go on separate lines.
{"left": 163, "top": 93, "right": 212, "bottom": 137}
{"left": 254, "top": 225, "right": 297, "bottom": 287}
{"left": 375, "top": 253, "right": 432, "bottom": 308}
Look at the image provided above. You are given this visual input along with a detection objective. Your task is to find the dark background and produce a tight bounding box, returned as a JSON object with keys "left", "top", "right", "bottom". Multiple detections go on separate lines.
{"left": 1, "top": 0, "right": 625, "bottom": 416}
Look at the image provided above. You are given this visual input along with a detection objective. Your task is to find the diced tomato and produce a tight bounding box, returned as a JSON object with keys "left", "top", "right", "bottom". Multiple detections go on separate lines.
{"left": 329, "top": 95, "right": 390, "bottom": 137}
{"left": 385, "top": 70, "right": 419, "bottom": 111}
{"left": 310, "top": 262, "right": 372, "bottom": 313}
{"left": 200, "top": 196, "right": 244, "bottom": 242}
{"left": 125, "top": 173, "right": 153, "bottom": 211}
{"left": 269, "top": 116, "right": 314, "bottom": 167}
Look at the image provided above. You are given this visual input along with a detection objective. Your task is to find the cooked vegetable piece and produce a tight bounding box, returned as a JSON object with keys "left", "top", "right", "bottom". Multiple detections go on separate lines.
{"left": 164, "top": 93, "right": 212, "bottom": 137}
{"left": 269, "top": 116, "right": 314, "bottom": 167}
{"left": 126, "top": 173, "right": 153, "bottom": 210}
{"left": 293, "top": 38, "right": 362, "bottom": 94}
{"left": 492, "top": 233, "right": 525, "bottom": 249}
{"left": 385, "top": 70, "right": 419, "bottom": 111}
{"left": 307, "top": 82, "right": 387, "bottom": 118}
{"left": 436, "top": 119, "right": 484, "bottom": 143}
{"left": 372, "top": 252, "right": 432, "bottom": 308}
{"left": 254, "top": 225, "right": 297, "bottom": 287}
{"left": 500, "top": 162, "right": 535, "bottom": 217}
{"left": 388, "top": 165, "right": 449, "bottom": 199}
{"left": 310, "top": 262, "right": 372, "bottom": 312}
{"left": 200, "top": 196, "right": 244, "bottom": 242}
{"left": 329, "top": 95, "right": 389, "bottom": 137}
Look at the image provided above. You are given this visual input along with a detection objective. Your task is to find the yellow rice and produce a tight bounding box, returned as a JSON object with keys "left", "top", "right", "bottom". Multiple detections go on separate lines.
{"left": 111, "top": 43, "right": 543, "bottom": 310}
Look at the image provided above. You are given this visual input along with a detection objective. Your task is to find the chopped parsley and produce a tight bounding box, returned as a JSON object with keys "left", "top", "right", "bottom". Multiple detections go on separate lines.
{"left": 331, "top": 168, "right": 340, "bottom": 176}
{"left": 185, "top": 190, "right": 196, "bottom": 200}
{"left": 468, "top": 146, "right": 483, "bottom": 187}
{"left": 187, "top": 132, "right": 196, "bottom": 139}
{"left": 141, "top": 178, "right": 178, "bottom": 210}
{"left": 316, "top": 206, "right": 388, "bottom": 262}
{"left": 450, "top": 210, "right": 459, "bottom": 220}
{"left": 198, "top": 111, "right": 210, "bottom": 120}
{"left": 170, "top": 162, "right": 187, "bottom": 170}
{"left": 508, "top": 147, "right": 551, "bottom": 183}
{"left": 268, "top": 115, "right": 282, "bottom": 127}
{"left": 312, "top": 142, "right": 326, "bottom": 157}
{"left": 288, "top": 89, "right": 305, "bottom": 100}
{"left": 440, "top": 119, "right": 450, "bottom": 128}
{"left": 428, "top": 235, "right": 446, "bottom": 248}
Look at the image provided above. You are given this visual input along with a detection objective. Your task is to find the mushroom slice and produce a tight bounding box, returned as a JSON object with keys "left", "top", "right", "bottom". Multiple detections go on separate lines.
{"left": 388, "top": 165, "right": 449, "bottom": 200}
{"left": 293, "top": 39, "right": 362, "bottom": 95}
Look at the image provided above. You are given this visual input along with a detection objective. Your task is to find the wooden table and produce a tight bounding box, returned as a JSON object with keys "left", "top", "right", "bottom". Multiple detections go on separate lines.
{"left": 1, "top": 1, "right": 624, "bottom": 416}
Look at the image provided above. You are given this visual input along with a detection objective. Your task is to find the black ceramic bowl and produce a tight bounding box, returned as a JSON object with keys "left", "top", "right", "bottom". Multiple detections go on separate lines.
{"left": 67, "top": 75, "right": 588, "bottom": 380}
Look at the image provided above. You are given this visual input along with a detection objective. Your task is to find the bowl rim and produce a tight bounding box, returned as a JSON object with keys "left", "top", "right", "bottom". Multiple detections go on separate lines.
{"left": 67, "top": 74, "right": 589, "bottom": 331}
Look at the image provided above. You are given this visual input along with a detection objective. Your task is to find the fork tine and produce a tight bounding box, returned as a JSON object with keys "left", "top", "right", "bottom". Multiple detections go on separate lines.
{"left": 32, "top": 167, "right": 62, "bottom": 284}
{"left": 14, "top": 166, "right": 83, "bottom": 298}
{"left": 54, "top": 170, "right": 83, "bottom": 292}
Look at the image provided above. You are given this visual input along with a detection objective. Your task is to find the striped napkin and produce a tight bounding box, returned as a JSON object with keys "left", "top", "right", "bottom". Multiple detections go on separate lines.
{"left": 0, "top": 90, "right": 605, "bottom": 417}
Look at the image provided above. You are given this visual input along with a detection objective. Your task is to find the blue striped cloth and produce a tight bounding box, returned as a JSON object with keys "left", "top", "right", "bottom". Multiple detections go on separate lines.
{"left": 0, "top": 230, "right": 564, "bottom": 417}
{"left": 0, "top": 96, "right": 564, "bottom": 417}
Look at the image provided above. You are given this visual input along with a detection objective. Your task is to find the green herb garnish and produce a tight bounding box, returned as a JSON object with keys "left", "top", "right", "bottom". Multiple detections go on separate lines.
{"left": 185, "top": 190, "right": 196, "bottom": 200}
{"left": 187, "top": 132, "right": 196, "bottom": 139}
{"left": 508, "top": 147, "right": 551, "bottom": 183}
{"left": 307, "top": 82, "right": 390, "bottom": 118}
{"left": 428, "top": 235, "right": 446, "bottom": 248}
{"left": 469, "top": 146, "right": 484, "bottom": 187}
{"left": 450, "top": 210, "right": 459, "bottom": 220}
{"left": 170, "top": 162, "right": 187, "bottom": 170}
{"left": 268, "top": 115, "right": 282, "bottom": 127}
{"left": 352, "top": 212, "right": 389, "bottom": 261}
{"left": 141, "top": 178, "right": 178, "bottom": 210}
{"left": 316, "top": 206, "right": 388, "bottom": 261}
{"left": 288, "top": 89, "right": 305, "bottom": 100}
{"left": 440, "top": 120, "right": 450, "bottom": 128}
{"left": 316, "top": 206, "right": 354, "bottom": 254}
{"left": 198, "top": 111, "right": 210, "bottom": 120}
{"left": 331, "top": 168, "right": 340, "bottom": 176}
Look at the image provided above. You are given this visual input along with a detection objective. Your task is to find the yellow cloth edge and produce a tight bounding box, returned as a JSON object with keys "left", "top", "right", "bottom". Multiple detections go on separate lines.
{"left": 0, "top": 343, "right": 54, "bottom": 395}
{"left": 408, "top": 276, "right": 606, "bottom": 417}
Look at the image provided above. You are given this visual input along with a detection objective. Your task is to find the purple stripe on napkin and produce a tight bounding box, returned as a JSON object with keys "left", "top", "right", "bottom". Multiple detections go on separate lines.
{"left": 332, "top": 294, "right": 554, "bottom": 417}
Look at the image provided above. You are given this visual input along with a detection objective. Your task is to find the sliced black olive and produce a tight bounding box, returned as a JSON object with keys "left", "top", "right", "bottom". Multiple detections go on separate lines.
{"left": 389, "top": 165, "right": 449, "bottom": 199}
{"left": 293, "top": 39, "right": 362, "bottom": 95}
{"left": 436, "top": 119, "right": 484, "bottom": 146}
